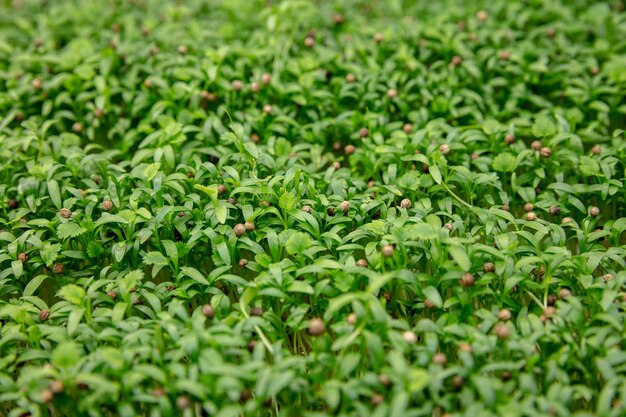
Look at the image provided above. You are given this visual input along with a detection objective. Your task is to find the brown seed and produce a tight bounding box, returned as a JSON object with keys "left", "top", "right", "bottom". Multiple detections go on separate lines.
{"left": 347, "top": 313, "right": 357, "bottom": 325}
{"left": 107, "top": 290, "right": 117, "bottom": 299}
{"left": 261, "top": 73, "right": 272, "bottom": 85}
{"left": 497, "top": 309, "right": 512, "bottom": 321}
{"left": 424, "top": 298, "right": 435, "bottom": 309}
{"left": 444, "top": 223, "right": 454, "bottom": 232}
{"left": 458, "top": 342, "right": 472, "bottom": 353}
{"left": 450, "top": 55, "right": 462, "bottom": 66}
{"left": 494, "top": 322, "right": 509, "bottom": 339}
{"left": 547, "top": 294, "right": 557, "bottom": 306}
{"left": 250, "top": 306, "right": 264, "bottom": 317}
{"left": 227, "top": 197, "right": 237, "bottom": 205}
{"left": 499, "top": 50, "right": 511, "bottom": 60}
{"left": 591, "top": 145, "right": 601, "bottom": 155}
{"left": 59, "top": 208, "right": 72, "bottom": 218}
{"left": 152, "top": 387, "right": 166, "bottom": 397}
{"left": 40, "top": 389, "right": 54, "bottom": 403}
{"left": 439, "top": 144, "right": 450, "bottom": 155}
{"left": 476, "top": 10, "right": 489, "bottom": 21}
{"left": 339, "top": 201, "right": 351, "bottom": 212}
{"left": 531, "top": 140, "right": 542, "bottom": 151}
{"left": 544, "top": 306, "right": 556, "bottom": 317}
{"left": 217, "top": 184, "right": 227, "bottom": 195}
{"left": 356, "top": 258, "right": 368, "bottom": 268}
{"left": 326, "top": 207, "right": 335, "bottom": 216}
{"left": 403, "top": 330, "right": 417, "bottom": 344}
{"left": 403, "top": 123, "right": 413, "bottom": 134}
{"left": 302, "top": 205, "right": 312, "bottom": 213}
{"left": 540, "top": 147, "right": 552, "bottom": 158}
{"left": 589, "top": 206, "right": 600, "bottom": 217}
{"left": 502, "top": 204, "right": 510, "bottom": 212}
{"left": 603, "top": 273, "right": 614, "bottom": 283}
{"left": 202, "top": 304, "right": 214, "bottom": 319}
{"left": 49, "top": 380, "right": 64, "bottom": 394}
{"left": 591, "top": 66, "right": 600, "bottom": 75}
{"left": 262, "top": 104, "right": 272, "bottom": 114}
{"left": 346, "top": 73, "right": 356, "bottom": 83}
{"left": 524, "top": 203, "right": 534, "bottom": 212}
{"left": 8, "top": 199, "right": 18, "bottom": 209}
{"left": 233, "top": 224, "right": 246, "bottom": 237}
{"left": 247, "top": 340, "right": 257, "bottom": 353}
{"left": 260, "top": 200, "right": 271, "bottom": 208}
{"left": 433, "top": 352, "right": 447, "bottom": 366}
{"left": 483, "top": 262, "right": 495, "bottom": 273}
{"left": 371, "top": 393, "right": 383, "bottom": 406}
{"left": 244, "top": 221, "right": 255, "bottom": 231}
{"left": 17, "top": 252, "right": 28, "bottom": 262}
{"left": 387, "top": 88, "right": 398, "bottom": 98}
{"left": 332, "top": 13, "right": 344, "bottom": 25}
{"left": 345, "top": 144, "right": 356, "bottom": 155}
{"left": 94, "top": 108, "right": 105, "bottom": 118}
{"left": 150, "top": 45, "right": 160, "bottom": 56}
{"left": 381, "top": 244, "right": 394, "bottom": 257}
{"left": 559, "top": 288, "right": 571, "bottom": 299}
{"left": 101, "top": 199, "right": 113, "bottom": 211}
{"left": 549, "top": 205, "right": 561, "bottom": 215}
{"left": 250, "top": 82, "right": 260, "bottom": 93}
{"left": 400, "top": 198, "right": 411, "bottom": 209}
{"left": 501, "top": 371, "right": 512, "bottom": 381}
{"left": 332, "top": 161, "right": 341, "bottom": 170}
{"left": 452, "top": 375, "right": 464, "bottom": 388}
{"left": 177, "top": 45, "right": 187, "bottom": 55}
{"left": 379, "top": 373, "right": 392, "bottom": 387}
{"left": 359, "top": 127, "right": 369, "bottom": 138}
{"left": 176, "top": 395, "right": 190, "bottom": 410}
{"left": 525, "top": 212, "right": 537, "bottom": 221}
{"left": 32, "top": 78, "right": 43, "bottom": 90}
{"left": 308, "top": 318, "right": 325, "bottom": 336}
{"left": 239, "top": 389, "right": 252, "bottom": 403}
{"left": 373, "top": 33, "right": 384, "bottom": 43}
{"left": 471, "top": 152, "right": 479, "bottom": 160}
{"left": 39, "top": 309, "right": 50, "bottom": 321}
{"left": 561, "top": 217, "right": 572, "bottom": 224}
{"left": 143, "top": 78, "right": 152, "bottom": 89}
{"left": 304, "top": 37, "right": 315, "bottom": 48}
{"left": 52, "top": 263, "right": 64, "bottom": 274}
{"left": 460, "top": 272, "right": 475, "bottom": 288}
{"left": 72, "top": 122, "right": 83, "bottom": 133}
{"left": 547, "top": 28, "right": 556, "bottom": 37}
{"left": 231, "top": 80, "right": 243, "bottom": 91}
{"left": 238, "top": 258, "right": 248, "bottom": 267}
{"left": 505, "top": 133, "right": 515, "bottom": 144}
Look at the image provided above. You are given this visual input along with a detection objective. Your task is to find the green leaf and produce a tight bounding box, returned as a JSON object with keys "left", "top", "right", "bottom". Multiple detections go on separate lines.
{"left": 143, "top": 251, "right": 168, "bottom": 266}
{"left": 429, "top": 165, "right": 442, "bottom": 184}
{"left": 279, "top": 191, "right": 296, "bottom": 211}
{"left": 531, "top": 115, "right": 556, "bottom": 137}
{"left": 286, "top": 280, "right": 314, "bottom": 294}
{"left": 47, "top": 179, "right": 62, "bottom": 209}
{"left": 58, "top": 284, "right": 85, "bottom": 305}
{"left": 40, "top": 242, "right": 62, "bottom": 267}
{"left": 285, "top": 232, "right": 313, "bottom": 255}
{"left": 143, "top": 162, "right": 161, "bottom": 182}
{"left": 179, "top": 266, "right": 209, "bottom": 285}
{"left": 492, "top": 152, "right": 517, "bottom": 172}
{"left": 579, "top": 156, "right": 602, "bottom": 177}
{"left": 23, "top": 275, "right": 49, "bottom": 297}
{"left": 52, "top": 342, "right": 80, "bottom": 369}
{"left": 448, "top": 245, "right": 471, "bottom": 271}
{"left": 422, "top": 286, "right": 442, "bottom": 308}
{"left": 57, "top": 222, "right": 87, "bottom": 239}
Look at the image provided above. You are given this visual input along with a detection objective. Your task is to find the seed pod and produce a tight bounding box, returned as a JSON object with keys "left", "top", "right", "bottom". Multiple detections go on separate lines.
{"left": 525, "top": 212, "right": 537, "bottom": 221}
{"left": 387, "top": 88, "right": 398, "bottom": 98}
{"left": 59, "top": 208, "right": 72, "bottom": 218}
{"left": 244, "top": 221, "right": 255, "bottom": 231}
{"left": 250, "top": 306, "right": 264, "bottom": 317}
{"left": 549, "top": 205, "right": 561, "bottom": 215}
{"left": 332, "top": 13, "right": 344, "bottom": 24}
{"left": 476, "top": 10, "right": 489, "bottom": 21}
{"left": 202, "top": 304, "right": 214, "bottom": 319}
{"left": 39, "top": 309, "right": 50, "bottom": 320}
{"left": 432, "top": 352, "right": 447, "bottom": 366}
{"left": 17, "top": 252, "right": 28, "bottom": 262}
{"left": 32, "top": 78, "right": 43, "bottom": 90}
{"left": 346, "top": 73, "right": 356, "bottom": 83}
{"left": 347, "top": 313, "right": 357, "bottom": 325}
{"left": 494, "top": 322, "right": 509, "bottom": 339}
{"left": 458, "top": 342, "right": 472, "bottom": 353}
{"left": 540, "top": 147, "right": 552, "bottom": 158}
{"left": 101, "top": 199, "right": 113, "bottom": 211}
{"left": 326, "top": 207, "right": 335, "bottom": 216}
{"left": 340, "top": 201, "right": 350, "bottom": 212}
{"left": 403, "top": 330, "right": 417, "bottom": 344}
{"left": 471, "top": 152, "right": 479, "bottom": 160}
{"left": 247, "top": 340, "right": 257, "bottom": 353}
{"left": 603, "top": 273, "right": 614, "bottom": 283}
{"left": 250, "top": 82, "right": 260, "bottom": 93}
{"left": 308, "top": 318, "right": 325, "bottom": 336}
{"left": 499, "top": 50, "right": 511, "bottom": 60}
{"left": 591, "top": 145, "right": 601, "bottom": 155}
{"left": 107, "top": 290, "right": 118, "bottom": 299}
{"left": 72, "top": 122, "right": 83, "bottom": 133}
{"left": 150, "top": 45, "right": 160, "bottom": 56}
{"left": 176, "top": 395, "right": 190, "bottom": 410}
{"left": 359, "top": 127, "right": 369, "bottom": 138}
{"left": 233, "top": 224, "right": 246, "bottom": 237}
{"left": 524, "top": 203, "right": 534, "bottom": 212}
{"left": 501, "top": 204, "right": 510, "bottom": 212}
{"left": 504, "top": 133, "right": 515, "bottom": 144}
{"left": 561, "top": 217, "right": 572, "bottom": 224}
{"left": 53, "top": 262, "right": 64, "bottom": 274}
{"left": 227, "top": 197, "right": 237, "bottom": 205}
{"left": 559, "top": 288, "right": 571, "bottom": 299}
{"left": 302, "top": 205, "right": 312, "bottom": 213}
{"left": 262, "top": 104, "right": 272, "bottom": 114}
{"left": 460, "top": 272, "right": 475, "bottom": 288}
{"left": 531, "top": 140, "right": 542, "bottom": 151}
{"left": 49, "top": 380, "right": 64, "bottom": 394}
{"left": 304, "top": 37, "right": 315, "bottom": 48}
{"left": 589, "top": 206, "right": 600, "bottom": 217}
{"left": 344, "top": 144, "right": 356, "bottom": 155}
{"left": 261, "top": 73, "right": 272, "bottom": 85}
{"left": 238, "top": 258, "right": 248, "bottom": 267}
{"left": 356, "top": 259, "right": 368, "bottom": 268}
{"left": 452, "top": 375, "right": 464, "bottom": 388}
{"left": 591, "top": 66, "right": 600, "bottom": 75}
{"left": 400, "top": 198, "right": 411, "bottom": 209}
{"left": 231, "top": 80, "right": 243, "bottom": 91}
{"left": 424, "top": 298, "right": 435, "bottom": 309}
{"left": 373, "top": 33, "right": 384, "bottom": 43}
{"left": 497, "top": 309, "right": 512, "bottom": 321}
{"left": 483, "top": 262, "right": 495, "bottom": 273}
{"left": 544, "top": 306, "right": 556, "bottom": 317}
{"left": 40, "top": 389, "right": 54, "bottom": 403}
{"left": 381, "top": 244, "right": 394, "bottom": 257}
{"left": 439, "top": 144, "right": 450, "bottom": 155}
{"left": 143, "top": 78, "right": 152, "bottom": 89}
{"left": 450, "top": 55, "right": 462, "bottom": 66}
{"left": 371, "top": 393, "right": 383, "bottom": 406}
{"left": 332, "top": 161, "right": 341, "bottom": 169}
{"left": 217, "top": 184, "right": 227, "bottom": 195}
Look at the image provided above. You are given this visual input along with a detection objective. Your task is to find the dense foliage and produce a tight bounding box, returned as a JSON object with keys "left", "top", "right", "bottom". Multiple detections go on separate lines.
{"left": 1, "top": 0, "right": 626, "bottom": 416}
